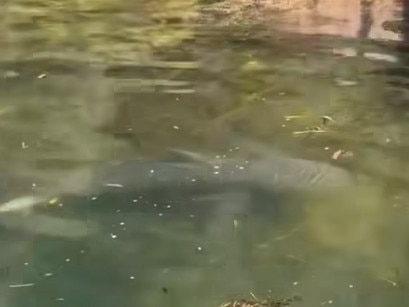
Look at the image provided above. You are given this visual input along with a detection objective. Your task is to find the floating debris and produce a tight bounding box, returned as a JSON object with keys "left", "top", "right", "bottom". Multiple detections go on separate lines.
{"left": 364, "top": 52, "right": 398, "bottom": 63}
{"left": 218, "top": 294, "right": 301, "bottom": 307}
{"left": 379, "top": 278, "right": 398, "bottom": 287}
{"left": 321, "top": 299, "right": 334, "bottom": 305}
{"left": 48, "top": 197, "right": 59, "bottom": 205}
{"left": 9, "top": 283, "right": 35, "bottom": 288}
{"left": 334, "top": 78, "right": 358, "bottom": 87}
{"left": 37, "top": 73, "right": 47, "bottom": 79}
{"left": 163, "top": 89, "right": 195, "bottom": 94}
{"left": 331, "top": 149, "right": 343, "bottom": 160}
{"left": 285, "top": 115, "right": 305, "bottom": 121}
{"left": 331, "top": 149, "right": 354, "bottom": 160}
{"left": 104, "top": 183, "right": 124, "bottom": 188}
{"left": 292, "top": 127, "right": 327, "bottom": 135}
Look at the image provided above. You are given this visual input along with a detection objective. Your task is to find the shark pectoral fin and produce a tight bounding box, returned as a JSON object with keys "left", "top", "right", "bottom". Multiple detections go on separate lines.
{"left": 0, "top": 195, "right": 47, "bottom": 213}
{"left": 0, "top": 213, "right": 99, "bottom": 238}
{"left": 166, "top": 148, "right": 213, "bottom": 165}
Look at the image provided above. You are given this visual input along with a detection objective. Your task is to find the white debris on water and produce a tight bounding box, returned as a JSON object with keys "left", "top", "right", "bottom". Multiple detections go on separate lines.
{"left": 364, "top": 52, "right": 398, "bottom": 63}
{"left": 104, "top": 183, "right": 124, "bottom": 188}
{"left": 335, "top": 78, "right": 358, "bottom": 87}
{"left": 9, "top": 283, "right": 35, "bottom": 288}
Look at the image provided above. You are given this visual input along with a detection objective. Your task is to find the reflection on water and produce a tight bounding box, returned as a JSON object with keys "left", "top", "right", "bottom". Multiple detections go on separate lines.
{"left": 0, "top": 0, "right": 409, "bottom": 306}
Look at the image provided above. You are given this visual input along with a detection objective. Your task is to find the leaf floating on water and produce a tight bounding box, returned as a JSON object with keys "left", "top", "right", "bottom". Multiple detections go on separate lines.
{"left": 48, "top": 197, "right": 59, "bottom": 206}
{"left": 332, "top": 149, "right": 354, "bottom": 160}
{"left": 332, "top": 149, "right": 343, "bottom": 160}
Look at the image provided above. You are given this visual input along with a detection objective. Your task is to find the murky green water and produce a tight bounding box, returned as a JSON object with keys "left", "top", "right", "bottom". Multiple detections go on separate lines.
{"left": 0, "top": 1, "right": 409, "bottom": 306}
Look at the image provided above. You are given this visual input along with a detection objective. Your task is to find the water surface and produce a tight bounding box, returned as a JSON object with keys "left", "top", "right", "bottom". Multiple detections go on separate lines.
{"left": 0, "top": 1, "right": 409, "bottom": 306}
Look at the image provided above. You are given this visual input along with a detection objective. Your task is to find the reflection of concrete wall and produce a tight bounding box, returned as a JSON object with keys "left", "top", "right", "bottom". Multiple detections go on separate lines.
{"left": 275, "top": 0, "right": 401, "bottom": 40}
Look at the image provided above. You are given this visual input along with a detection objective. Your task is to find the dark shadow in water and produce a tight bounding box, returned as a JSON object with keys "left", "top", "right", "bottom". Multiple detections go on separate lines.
{"left": 358, "top": 0, "right": 374, "bottom": 38}
{"left": 402, "top": 0, "right": 409, "bottom": 43}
